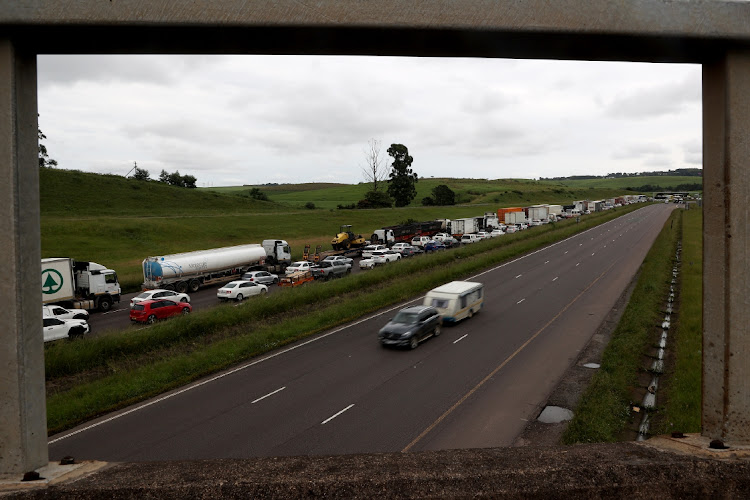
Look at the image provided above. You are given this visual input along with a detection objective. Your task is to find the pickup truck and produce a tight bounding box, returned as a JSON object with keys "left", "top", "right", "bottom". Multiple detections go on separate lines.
{"left": 311, "top": 260, "right": 351, "bottom": 280}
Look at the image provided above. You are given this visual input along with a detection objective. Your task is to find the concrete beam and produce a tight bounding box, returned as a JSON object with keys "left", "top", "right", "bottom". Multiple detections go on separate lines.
{"left": 702, "top": 51, "right": 750, "bottom": 443}
{"left": 0, "top": 40, "right": 47, "bottom": 474}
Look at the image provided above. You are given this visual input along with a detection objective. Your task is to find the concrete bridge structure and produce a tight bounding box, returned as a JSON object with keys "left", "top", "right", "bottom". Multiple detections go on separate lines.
{"left": 1, "top": 1, "right": 749, "bottom": 493}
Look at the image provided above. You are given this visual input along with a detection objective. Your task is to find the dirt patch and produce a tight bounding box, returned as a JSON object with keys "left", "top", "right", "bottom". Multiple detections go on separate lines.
{"left": 513, "top": 269, "right": 640, "bottom": 447}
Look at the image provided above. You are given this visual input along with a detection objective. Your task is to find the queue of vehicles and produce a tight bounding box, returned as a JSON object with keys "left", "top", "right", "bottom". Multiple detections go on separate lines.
{"left": 42, "top": 195, "right": 648, "bottom": 340}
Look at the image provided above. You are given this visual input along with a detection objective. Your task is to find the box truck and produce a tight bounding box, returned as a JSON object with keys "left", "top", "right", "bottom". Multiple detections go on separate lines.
{"left": 42, "top": 258, "right": 121, "bottom": 312}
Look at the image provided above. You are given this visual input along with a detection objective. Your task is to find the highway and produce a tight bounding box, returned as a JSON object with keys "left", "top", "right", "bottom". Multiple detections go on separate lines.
{"left": 49, "top": 204, "right": 675, "bottom": 461}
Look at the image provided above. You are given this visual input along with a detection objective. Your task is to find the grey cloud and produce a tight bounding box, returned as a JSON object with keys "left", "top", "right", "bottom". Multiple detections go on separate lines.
{"left": 604, "top": 76, "right": 700, "bottom": 119}
{"left": 612, "top": 143, "right": 669, "bottom": 159}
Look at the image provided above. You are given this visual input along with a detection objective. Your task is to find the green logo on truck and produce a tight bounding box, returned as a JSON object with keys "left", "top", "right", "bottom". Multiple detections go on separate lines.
{"left": 42, "top": 268, "right": 64, "bottom": 294}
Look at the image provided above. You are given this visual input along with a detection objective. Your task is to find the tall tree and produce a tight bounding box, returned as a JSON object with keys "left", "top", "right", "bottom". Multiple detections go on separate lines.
{"left": 38, "top": 126, "right": 58, "bottom": 168}
{"left": 133, "top": 167, "right": 151, "bottom": 181}
{"left": 386, "top": 144, "right": 418, "bottom": 207}
{"left": 361, "top": 138, "right": 387, "bottom": 192}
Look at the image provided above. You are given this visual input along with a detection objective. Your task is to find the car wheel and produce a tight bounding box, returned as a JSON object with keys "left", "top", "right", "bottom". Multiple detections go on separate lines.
{"left": 409, "top": 336, "right": 419, "bottom": 350}
{"left": 182, "top": 307, "right": 190, "bottom": 315}
{"left": 236, "top": 294, "right": 244, "bottom": 302}
{"left": 147, "top": 315, "right": 156, "bottom": 324}
{"left": 433, "top": 324, "right": 441, "bottom": 337}
{"left": 273, "top": 277, "right": 279, "bottom": 284}
{"left": 180, "top": 297, "right": 188, "bottom": 303}
{"left": 261, "top": 289, "right": 267, "bottom": 295}
{"left": 68, "top": 327, "right": 84, "bottom": 339}
{"left": 467, "top": 309, "right": 474, "bottom": 319}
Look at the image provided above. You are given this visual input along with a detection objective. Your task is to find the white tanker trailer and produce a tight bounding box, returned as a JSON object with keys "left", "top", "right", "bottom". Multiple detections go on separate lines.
{"left": 142, "top": 240, "right": 291, "bottom": 293}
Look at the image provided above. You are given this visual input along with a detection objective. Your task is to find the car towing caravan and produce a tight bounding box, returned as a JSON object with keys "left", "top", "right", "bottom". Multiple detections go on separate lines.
{"left": 423, "top": 281, "right": 484, "bottom": 322}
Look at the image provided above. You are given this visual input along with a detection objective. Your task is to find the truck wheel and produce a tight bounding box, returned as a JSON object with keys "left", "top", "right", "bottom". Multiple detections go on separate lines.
{"left": 175, "top": 281, "right": 188, "bottom": 294}
{"left": 164, "top": 283, "right": 175, "bottom": 291}
{"left": 147, "top": 315, "right": 157, "bottom": 324}
{"left": 189, "top": 279, "right": 201, "bottom": 293}
{"left": 98, "top": 296, "right": 113, "bottom": 312}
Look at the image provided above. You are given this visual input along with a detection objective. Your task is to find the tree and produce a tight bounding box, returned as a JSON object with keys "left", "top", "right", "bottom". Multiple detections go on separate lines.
{"left": 431, "top": 184, "right": 455, "bottom": 205}
{"left": 361, "top": 138, "right": 388, "bottom": 192}
{"left": 38, "top": 126, "right": 58, "bottom": 168}
{"left": 159, "top": 169, "right": 170, "bottom": 183}
{"left": 133, "top": 167, "right": 151, "bottom": 181}
{"left": 357, "top": 190, "right": 393, "bottom": 209}
{"left": 386, "top": 144, "right": 418, "bottom": 207}
{"left": 182, "top": 174, "right": 197, "bottom": 189}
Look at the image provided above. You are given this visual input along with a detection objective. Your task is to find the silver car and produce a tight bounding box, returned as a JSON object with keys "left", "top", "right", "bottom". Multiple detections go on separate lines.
{"left": 241, "top": 270, "right": 279, "bottom": 285}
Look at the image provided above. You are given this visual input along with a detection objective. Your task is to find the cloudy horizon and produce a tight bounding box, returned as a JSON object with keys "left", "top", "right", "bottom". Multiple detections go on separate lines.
{"left": 37, "top": 55, "right": 701, "bottom": 187}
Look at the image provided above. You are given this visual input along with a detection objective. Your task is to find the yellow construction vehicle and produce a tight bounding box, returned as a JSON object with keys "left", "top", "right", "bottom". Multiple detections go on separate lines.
{"left": 331, "top": 225, "right": 367, "bottom": 251}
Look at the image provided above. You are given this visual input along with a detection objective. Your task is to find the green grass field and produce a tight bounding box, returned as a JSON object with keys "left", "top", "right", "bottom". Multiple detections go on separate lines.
{"left": 539, "top": 176, "right": 702, "bottom": 191}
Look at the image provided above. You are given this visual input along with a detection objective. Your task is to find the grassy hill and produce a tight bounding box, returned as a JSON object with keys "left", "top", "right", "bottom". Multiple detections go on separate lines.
{"left": 538, "top": 176, "right": 702, "bottom": 191}
{"left": 41, "top": 169, "right": 677, "bottom": 291}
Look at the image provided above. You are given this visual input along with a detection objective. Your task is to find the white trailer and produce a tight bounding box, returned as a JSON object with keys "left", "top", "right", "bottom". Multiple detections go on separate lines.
{"left": 142, "top": 240, "right": 291, "bottom": 293}
{"left": 450, "top": 218, "right": 479, "bottom": 236}
{"left": 505, "top": 211, "right": 528, "bottom": 225}
{"left": 527, "top": 205, "right": 550, "bottom": 222}
{"left": 42, "top": 258, "right": 121, "bottom": 312}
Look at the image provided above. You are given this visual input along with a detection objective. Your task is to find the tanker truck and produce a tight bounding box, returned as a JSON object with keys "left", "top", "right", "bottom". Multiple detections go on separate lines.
{"left": 142, "top": 240, "right": 291, "bottom": 293}
{"left": 42, "top": 258, "right": 122, "bottom": 312}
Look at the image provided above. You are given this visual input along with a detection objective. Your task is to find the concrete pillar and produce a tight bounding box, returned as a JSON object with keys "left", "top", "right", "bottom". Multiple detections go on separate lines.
{"left": 0, "top": 40, "right": 48, "bottom": 474}
{"left": 702, "top": 50, "right": 750, "bottom": 444}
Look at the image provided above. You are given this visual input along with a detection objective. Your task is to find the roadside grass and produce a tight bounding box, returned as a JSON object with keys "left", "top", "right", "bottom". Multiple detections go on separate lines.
{"left": 562, "top": 209, "right": 682, "bottom": 444}
{"left": 45, "top": 204, "right": 646, "bottom": 434}
{"left": 650, "top": 207, "right": 702, "bottom": 435}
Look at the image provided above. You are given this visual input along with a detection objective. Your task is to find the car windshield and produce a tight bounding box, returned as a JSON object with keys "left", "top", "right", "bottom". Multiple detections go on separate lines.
{"left": 133, "top": 304, "right": 145, "bottom": 311}
{"left": 224, "top": 283, "right": 238, "bottom": 288}
{"left": 392, "top": 311, "right": 419, "bottom": 324}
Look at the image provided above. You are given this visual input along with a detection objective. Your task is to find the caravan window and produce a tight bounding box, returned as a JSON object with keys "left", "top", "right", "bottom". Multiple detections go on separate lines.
{"left": 430, "top": 298, "right": 449, "bottom": 309}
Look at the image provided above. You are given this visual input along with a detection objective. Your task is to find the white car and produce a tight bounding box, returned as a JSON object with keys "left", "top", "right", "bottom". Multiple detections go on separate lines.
{"left": 372, "top": 250, "right": 401, "bottom": 264}
{"left": 529, "top": 219, "right": 542, "bottom": 227}
{"left": 475, "top": 231, "right": 492, "bottom": 239}
{"left": 489, "top": 229, "right": 505, "bottom": 237}
{"left": 285, "top": 261, "right": 313, "bottom": 274}
{"left": 432, "top": 233, "right": 452, "bottom": 242}
{"left": 217, "top": 280, "right": 268, "bottom": 301}
{"left": 361, "top": 244, "right": 387, "bottom": 258}
{"left": 505, "top": 225, "right": 518, "bottom": 234}
{"left": 131, "top": 289, "right": 190, "bottom": 308}
{"left": 391, "top": 242, "right": 412, "bottom": 253}
{"left": 43, "top": 317, "right": 90, "bottom": 342}
{"left": 322, "top": 255, "right": 353, "bottom": 266}
{"left": 359, "top": 257, "right": 378, "bottom": 270}
{"left": 42, "top": 304, "right": 89, "bottom": 321}
{"left": 411, "top": 236, "right": 431, "bottom": 248}
{"left": 460, "top": 234, "right": 483, "bottom": 244}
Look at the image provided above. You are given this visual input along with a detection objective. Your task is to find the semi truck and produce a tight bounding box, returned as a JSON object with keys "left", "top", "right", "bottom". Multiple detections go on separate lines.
{"left": 370, "top": 220, "right": 444, "bottom": 245}
{"left": 42, "top": 258, "right": 122, "bottom": 312}
{"left": 527, "top": 205, "right": 550, "bottom": 222}
{"left": 142, "top": 240, "right": 291, "bottom": 293}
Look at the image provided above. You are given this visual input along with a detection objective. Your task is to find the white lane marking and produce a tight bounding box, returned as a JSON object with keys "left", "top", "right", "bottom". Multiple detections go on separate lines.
{"left": 515, "top": 274, "right": 522, "bottom": 279}
{"left": 322, "top": 404, "right": 354, "bottom": 425}
{"left": 552, "top": 277, "right": 558, "bottom": 282}
{"left": 564, "top": 251, "right": 568, "bottom": 254}
{"left": 49, "top": 206, "right": 653, "bottom": 444}
{"left": 544, "top": 260, "right": 549, "bottom": 264}
{"left": 453, "top": 334, "right": 468, "bottom": 344}
{"left": 517, "top": 298, "right": 525, "bottom": 304}
{"left": 252, "top": 386, "right": 286, "bottom": 404}
{"left": 604, "top": 245, "right": 607, "bottom": 248}
{"left": 103, "top": 308, "right": 128, "bottom": 315}
{"left": 579, "top": 243, "right": 583, "bottom": 246}
{"left": 576, "top": 263, "right": 580, "bottom": 267}
{"left": 591, "top": 253, "right": 595, "bottom": 256}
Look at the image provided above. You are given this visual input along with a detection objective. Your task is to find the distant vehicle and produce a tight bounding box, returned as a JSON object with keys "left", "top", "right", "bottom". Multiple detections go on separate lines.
{"left": 424, "top": 240, "right": 447, "bottom": 252}
{"left": 516, "top": 223, "right": 528, "bottom": 230}
{"left": 391, "top": 242, "right": 413, "bottom": 253}
{"left": 370, "top": 220, "right": 445, "bottom": 246}
{"left": 130, "top": 289, "right": 190, "bottom": 308}
{"left": 331, "top": 224, "right": 368, "bottom": 251}
{"left": 411, "top": 236, "right": 432, "bottom": 248}
{"left": 311, "top": 260, "right": 351, "bottom": 280}
{"left": 460, "top": 234, "right": 482, "bottom": 244}
{"left": 285, "top": 261, "right": 313, "bottom": 274}
{"left": 529, "top": 219, "right": 542, "bottom": 227}
{"left": 359, "top": 257, "right": 378, "bottom": 270}
{"left": 505, "top": 225, "right": 518, "bottom": 234}
{"left": 130, "top": 299, "right": 192, "bottom": 324}
{"left": 475, "top": 231, "right": 492, "bottom": 239}
{"left": 217, "top": 280, "right": 268, "bottom": 301}
{"left": 322, "top": 255, "right": 354, "bottom": 266}
{"left": 372, "top": 250, "right": 401, "bottom": 264}
{"left": 278, "top": 270, "right": 315, "bottom": 287}
{"left": 42, "top": 304, "right": 89, "bottom": 321}
{"left": 241, "top": 270, "right": 279, "bottom": 285}
{"left": 400, "top": 246, "right": 421, "bottom": 258}
{"left": 378, "top": 305, "right": 442, "bottom": 349}
{"left": 432, "top": 232, "right": 452, "bottom": 242}
{"left": 423, "top": 281, "right": 484, "bottom": 323}
{"left": 489, "top": 229, "right": 505, "bottom": 237}
{"left": 361, "top": 244, "right": 387, "bottom": 259}
{"left": 43, "top": 317, "right": 90, "bottom": 342}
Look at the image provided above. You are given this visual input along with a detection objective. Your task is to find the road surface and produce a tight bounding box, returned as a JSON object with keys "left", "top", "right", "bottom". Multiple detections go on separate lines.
{"left": 50, "top": 204, "right": 675, "bottom": 461}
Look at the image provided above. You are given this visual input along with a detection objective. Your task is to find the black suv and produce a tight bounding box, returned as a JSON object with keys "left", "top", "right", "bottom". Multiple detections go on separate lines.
{"left": 378, "top": 305, "right": 442, "bottom": 349}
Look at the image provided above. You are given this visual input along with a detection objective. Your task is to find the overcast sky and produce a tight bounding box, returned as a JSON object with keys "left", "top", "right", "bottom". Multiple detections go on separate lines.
{"left": 37, "top": 55, "right": 701, "bottom": 187}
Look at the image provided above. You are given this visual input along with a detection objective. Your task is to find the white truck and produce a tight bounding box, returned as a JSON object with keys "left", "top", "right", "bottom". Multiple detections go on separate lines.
{"left": 547, "top": 205, "right": 563, "bottom": 221}
{"left": 505, "top": 211, "right": 528, "bottom": 225}
{"left": 450, "top": 218, "right": 479, "bottom": 237}
{"left": 42, "top": 258, "right": 122, "bottom": 312}
{"left": 527, "top": 205, "right": 550, "bottom": 223}
{"left": 142, "top": 240, "right": 291, "bottom": 293}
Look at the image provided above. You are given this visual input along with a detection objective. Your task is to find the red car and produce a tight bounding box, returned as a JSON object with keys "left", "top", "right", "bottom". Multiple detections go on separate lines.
{"left": 130, "top": 298, "right": 192, "bottom": 324}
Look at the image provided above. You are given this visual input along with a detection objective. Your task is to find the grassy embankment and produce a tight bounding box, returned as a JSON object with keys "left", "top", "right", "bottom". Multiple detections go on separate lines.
{"left": 45, "top": 204, "right": 646, "bottom": 434}
{"left": 42, "top": 169, "right": 638, "bottom": 291}
{"left": 650, "top": 207, "right": 702, "bottom": 434}
{"left": 538, "top": 175, "right": 702, "bottom": 191}
{"left": 562, "top": 208, "right": 683, "bottom": 443}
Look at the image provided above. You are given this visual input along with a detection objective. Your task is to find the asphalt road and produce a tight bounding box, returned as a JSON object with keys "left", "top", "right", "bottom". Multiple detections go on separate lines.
{"left": 50, "top": 204, "right": 675, "bottom": 461}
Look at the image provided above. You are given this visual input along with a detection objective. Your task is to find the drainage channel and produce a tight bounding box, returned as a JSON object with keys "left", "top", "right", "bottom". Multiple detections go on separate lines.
{"left": 636, "top": 241, "right": 681, "bottom": 441}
